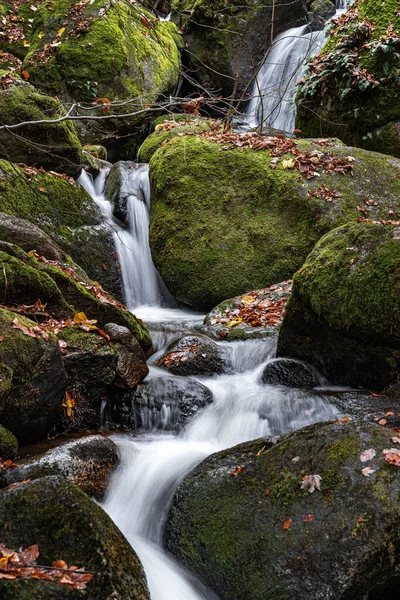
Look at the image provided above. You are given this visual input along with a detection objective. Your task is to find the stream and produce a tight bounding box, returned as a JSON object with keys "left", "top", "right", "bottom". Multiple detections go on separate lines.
{"left": 77, "top": 3, "right": 347, "bottom": 597}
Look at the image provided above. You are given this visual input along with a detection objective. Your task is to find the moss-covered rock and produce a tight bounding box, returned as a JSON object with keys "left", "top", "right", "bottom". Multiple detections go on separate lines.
{"left": 277, "top": 221, "right": 400, "bottom": 392}
{"left": 309, "top": 0, "right": 336, "bottom": 20}
{"left": 296, "top": 0, "right": 400, "bottom": 157}
{"left": 0, "top": 435, "right": 119, "bottom": 500}
{"left": 0, "top": 424, "right": 18, "bottom": 460}
{"left": 165, "top": 420, "right": 400, "bottom": 600}
{"left": 0, "top": 159, "right": 122, "bottom": 298}
{"left": 0, "top": 308, "right": 67, "bottom": 444}
{"left": 149, "top": 134, "right": 400, "bottom": 309}
{"left": 0, "top": 77, "right": 82, "bottom": 176}
{"left": 171, "top": 0, "right": 307, "bottom": 99}
{"left": 6, "top": 0, "right": 182, "bottom": 154}
{"left": 0, "top": 476, "right": 150, "bottom": 600}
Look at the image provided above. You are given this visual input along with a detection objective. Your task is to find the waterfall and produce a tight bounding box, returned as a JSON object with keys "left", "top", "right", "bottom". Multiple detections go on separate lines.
{"left": 244, "top": 0, "right": 347, "bottom": 132}
{"left": 78, "top": 166, "right": 173, "bottom": 310}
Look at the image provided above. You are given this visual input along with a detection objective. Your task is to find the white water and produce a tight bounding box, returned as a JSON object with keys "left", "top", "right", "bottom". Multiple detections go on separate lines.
{"left": 78, "top": 166, "right": 168, "bottom": 309}
{"left": 244, "top": 0, "right": 346, "bottom": 132}
{"left": 80, "top": 5, "right": 349, "bottom": 592}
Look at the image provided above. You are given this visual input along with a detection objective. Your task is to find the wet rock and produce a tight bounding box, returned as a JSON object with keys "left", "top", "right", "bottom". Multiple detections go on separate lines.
{"left": 0, "top": 308, "right": 67, "bottom": 444}
{"left": 165, "top": 420, "right": 400, "bottom": 600}
{"left": 109, "top": 375, "right": 213, "bottom": 431}
{"left": 261, "top": 358, "right": 320, "bottom": 388}
{"left": 0, "top": 579, "right": 83, "bottom": 599}
{"left": 204, "top": 281, "right": 292, "bottom": 341}
{"left": 309, "top": 0, "right": 336, "bottom": 20}
{"left": 0, "top": 436, "right": 119, "bottom": 500}
{"left": 155, "top": 335, "right": 226, "bottom": 377}
{"left": 105, "top": 162, "right": 149, "bottom": 225}
{"left": 0, "top": 425, "right": 18, "bottom": 461}
{"left": 277, "top": 222, "right": 400, "bottom": 391}
{"left": 0, "top": 476, "right": 150, "bottom": 600}
{"left": 105, "top": 323, "right": 149, "bottom": 388}
{"left": 57, "top": 327, "right": 118, "bottom": 433}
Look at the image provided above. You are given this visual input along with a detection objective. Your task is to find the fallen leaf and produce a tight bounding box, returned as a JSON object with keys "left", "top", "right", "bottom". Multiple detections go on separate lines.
{"left": 228, "top": 466, "right": 244, "bottom": 476}
{"left": 5, "top": 479, "right": 30, "bottom": 491}
{"left": 62, "top": 391, "right": 75, "bottom": 418}
{"left": 226, "top": 318, "right": 242, "bottom": 327}
{"left": 378, "top": 419, "right": 387, "bottom": 425}
{"left": 361, "top": 467, "right": 375, "bottom": 477}
{"left": 360, "top": 448, "right": 376, "bottom": 462}
{"left": 256, "top": 445, "right": 266, "bottom": 457}
{"left": 38, "top": 186, "right": 45, "bottom": 193}
{"left": 265, "top": 488, "right": 270, "bottom": 496}
{"left": 385, "top": 412, "right": 395, "bottom": 417}
{"left": 21, "top": 70, "right": 30, "bottom": 80}
{"left": 102, "top": 263, "right": 107, "bottom": 271}
{"left": 282, "top": 158, "right": 296, "bottom": 169}
{"left": 38, "top": 31, "right": 45, "bottom": 38}
{"left": 392, "top": 437, "right": 400, "bottom": 444}
{"left": 23, "top": 40, "right": 31, "bottom": 47}
{"left": 385, "top": 452, "right": 400, "bottom": 467}
{"left": 57, "top": 27, "right": 65, "bottom": 36}
{"left": 283, "top": 518, "right": 292, "bottom": 530}
{"left": 304, "top": 514, "right": 314, "bottom": 523}
{"left": 301, "top": 474, "right": 321, "bottom": 494}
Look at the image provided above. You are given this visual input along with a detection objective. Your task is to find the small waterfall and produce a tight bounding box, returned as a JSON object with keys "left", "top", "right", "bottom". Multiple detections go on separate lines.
{"left": 78, "top": 167, "right": 172, "bottom": 309}
{"left": 244, "top": 0, "right": 347, "bottom": 132}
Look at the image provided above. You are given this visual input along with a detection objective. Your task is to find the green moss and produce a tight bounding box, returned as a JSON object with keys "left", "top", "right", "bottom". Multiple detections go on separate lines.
{"left": 21, "top": 0, "right": 180, "bottom": 105}
{"left": 0, "top": 84, "right": 82, "bottom": 175}
{"left": 327, "top": 437, "right": 359, "bottom": 463}
{"left": 0, "top": 424, "right": 18, "bottom": 460}
{"left": 149, "top": 135, "right": 400, "bottom": 309}
{"left": 296, "top": 0, "right": 400, "bottom": 156}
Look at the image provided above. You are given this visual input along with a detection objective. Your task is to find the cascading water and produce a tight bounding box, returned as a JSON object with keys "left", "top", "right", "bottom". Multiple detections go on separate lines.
{"left": 80, "top": 3, "right": 349, "bottom": 595}
{"left": 244, "top": 0, "right": 346, "bottom": 132}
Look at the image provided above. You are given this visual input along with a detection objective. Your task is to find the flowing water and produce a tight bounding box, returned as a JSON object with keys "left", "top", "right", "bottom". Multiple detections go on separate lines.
{"left": 79, "top": 3, "right": 350, "bottom": 595}
{"left": 79, "top": 167, "right": 342, "bottom": 599}
{"left": 244, "top": 0, "right": 346, "bottom": 132}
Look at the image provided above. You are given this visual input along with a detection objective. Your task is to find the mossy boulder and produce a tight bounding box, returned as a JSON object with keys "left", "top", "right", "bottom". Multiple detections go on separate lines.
{"left": 12, "top": 0, "right": 181, "bottom": 155}
{"left": 296, "top": 0, "right": 400, "bottom": 157}
{"left": 309, "top": 0, "right": 336, "bottom": 20}
{"left": 0, "top": 424, "right": 18, "bottom": 460}
{"left": 0, "top": 308, "right": 67, "bottom": 444}
{"left": 149, "top": 135, "right": 400, "bottom": 309}
{"left": 0, "top": 78, "right": 82, "bottom": 176}
{"left": 165, "top": 420, "right": 400, "bottom": 600}
{"left": 0, "top": 160, "right": 122, "bottom": 298}
{"left": 0, "top": 244, "right": 151, "bottom": 350}
{"left": 171, "top": 0, "right": 307, "bottom": 99}
{"left": 0, "top": 476, "right": 150, "bottom": 600}
{"left": 277, "top": 221, "right": 400, "bottom": 392}
{"left": 0, "top": 436, "right": 119, "bottom": 500}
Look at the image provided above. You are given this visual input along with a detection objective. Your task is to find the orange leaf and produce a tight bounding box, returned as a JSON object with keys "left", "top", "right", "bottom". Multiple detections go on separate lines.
{"left": 379, "top": 419, "right": 387, "bottom": 426}
{"left": 141, "top": 15, "right": 150, "bottom": 27}
{"left": 38, "top": 186, "right": 45, "bottom": 193}
{"left": 283, "top": 518, "right": 292, "bottom": 530}
{"left": 304, "top": 514, "right": 314, "bottom": 523}
{"left": 385, "top": 452, "right": 400, "bottom": 466}
{"left": 102, "top": 263, "right": 107, "bottom": 271}
{"left": 21, "top": 70, "right": 30, "bottom": 80}
{"left": 228, "top": 466, "right": 244, "bottom": 477}
{"left": 265, "top": 488, "right": 270, "bottom": 496}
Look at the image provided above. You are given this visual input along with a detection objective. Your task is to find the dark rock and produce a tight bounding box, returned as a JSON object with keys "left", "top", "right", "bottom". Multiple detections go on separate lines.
{"left": 105, "top": 162, "right": 149, "bottom": 226}
{"left": 0, "top": 579, "right": 83, "bottom": 599}
{"left": 277, "top": 222, "right": 400, "bottom": 392}
{"left": 105, "top": 323, "right": 149, "bottom": 388}
{"left": 108, "top": 375, "right": 213, "bottom": 431}
{"left": 309, "top": 0, "right": 336, "bottom": 20}
{"left": 165, "top": 421, "right": 400, "bottom": 600}
{"left": 156, "top": 335, "right": 226, "bottom": 377}
{"left": 0, "top": 308, "right": 67, "bottom": 444}
{"left": 0, "top": 436, "right": 119, "bottom": 500}
{"left": 261, "top": 358, "right": 320, "bottom": 388}
{"left": 57, "top": 327, "right": 118, "bottom": 433}
{"left": 0, "top": 212, "right": 66, "bottom": 262}
{"left": 0, "top": 476, "right": 150, "bottom": 600}
{"left": 0, "top": 425, "right": 18, "bottom": 460}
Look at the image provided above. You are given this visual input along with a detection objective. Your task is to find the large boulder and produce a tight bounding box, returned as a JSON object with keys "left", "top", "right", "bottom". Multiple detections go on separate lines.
{"left": 0, "top": 436, "right": 119, "bottom": 500}
{"left": 104, "top": 323, "right": 149, "bottom": 388}
{"left": 0, "top": 476, "right": 150, "bottom": 600}
{"left": 171, "top": 0, "right": 308, "bottom": 99}
{"left": 0, "top": 308, "right": 67, "bottom": 444}
{"left": 5, "top": 0, "right": 181, "bottom": 157}
{"left": 0, "top": 425, "right": 18, "bottom": 460}
{"left": 149, "top": 133, "right": 400, "bottom": 309}
{"left": 108, "top": 374, "right": 213, "bottom": 431}
{"left": 0, "top": 160, "right": 122, "bottom": 299}
{"left": 277, "top": 222, "right": 400, "bottom": 392}
{"left": 261, "top": 357, "right": 320, "bottom": 388}
{"left": 165, "top": 420, "right": 400, "bottom": 600}
{"left": 296, "top": 0, "right": 400, "bottom": 157}
{"left": 0, "top": 73, "right": 82, "bottom": 176}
